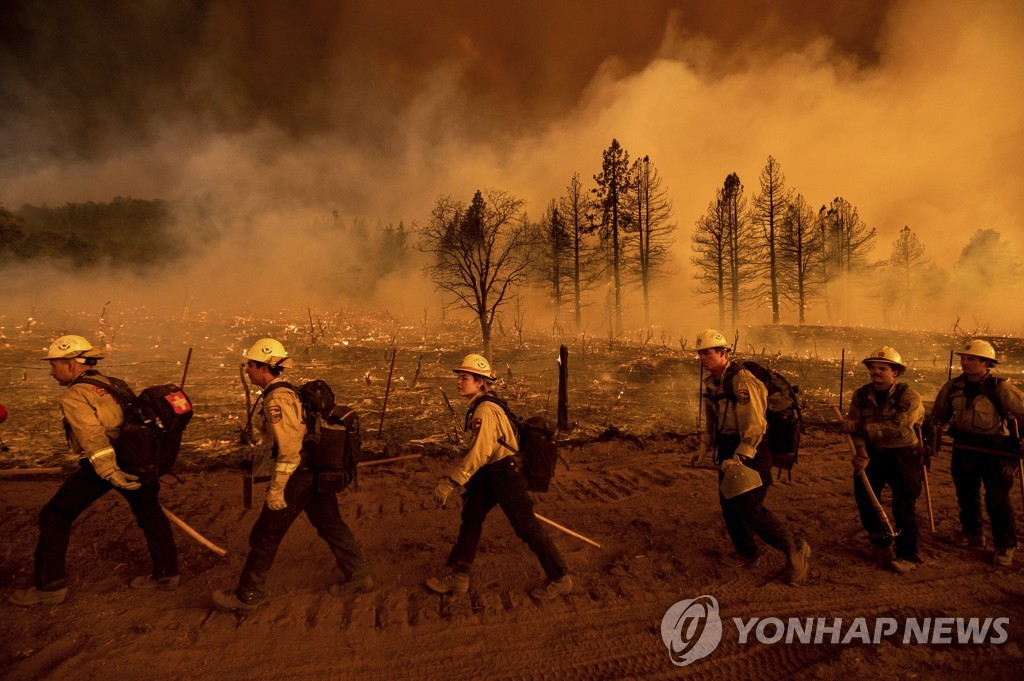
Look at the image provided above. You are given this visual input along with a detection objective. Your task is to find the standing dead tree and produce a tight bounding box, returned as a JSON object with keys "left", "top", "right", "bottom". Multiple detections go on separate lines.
{"left": 593, "top": 138, "right": 630, "bottom": 338}
{"left": 750, "top": 156, "right": 792, "bottom": 324}
{"left": 416, "top": 189, "right": 532, "bottom": 359}
{"left": 777, "top": 194, "right": 822, "bottom": 324}
{"left": 624, "top": 155, "right": 675, "bottom": 328}
{"left": 559, "top": 173, "right": 599, "bottom": 332}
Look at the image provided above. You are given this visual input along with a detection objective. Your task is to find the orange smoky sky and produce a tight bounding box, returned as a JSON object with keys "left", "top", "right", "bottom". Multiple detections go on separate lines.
{"left": 1, "top": 0, "right": 1022, "bottom": 331}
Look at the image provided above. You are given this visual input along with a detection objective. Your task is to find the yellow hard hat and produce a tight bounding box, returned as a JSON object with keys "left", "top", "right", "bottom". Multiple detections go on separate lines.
{"left": 42, "top": 335, "right": 103, "bottom": 363}
{"left": 243, "top": 338, "right": 294, "bottom": 368}
{"left": 453, "top": 353, "right": 495, "bottom": 380}
{"left": 862, "top": 346, "right": 905, "bottom": 370}
{"left": 955, "top": 339, "right": 998, "bottom": 364}
{"left": 696, "top": 329, "right": 730, "bottom": 351}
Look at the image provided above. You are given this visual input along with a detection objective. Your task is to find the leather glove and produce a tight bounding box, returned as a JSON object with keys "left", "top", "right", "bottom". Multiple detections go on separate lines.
{"left": 266, "top": 472, "right": 289, "bottom": 511}
{"left": 720, "top": 456, "right": 742, "bottom": 471}
{"left": 852, "top": 447, "right": 869, "bottom": 472}
{"left": 107, "top": 468, "right": 142, "bottom": 490}
{"left": 690, "top": 447, "right": 708, "bottom": 467}
{"left": 91, "top": 450, "right": 142, "bottom": 490}
{"left": 434, "top": 477, "right": 458, "bottom": 507}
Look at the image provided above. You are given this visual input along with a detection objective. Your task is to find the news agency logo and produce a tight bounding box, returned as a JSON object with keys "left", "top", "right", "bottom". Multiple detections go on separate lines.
{"left": 660, "top": 594, "right": 1011, "bottom": 667}
{"left": 660, "top": 595, "right": 723, "bottom": 666}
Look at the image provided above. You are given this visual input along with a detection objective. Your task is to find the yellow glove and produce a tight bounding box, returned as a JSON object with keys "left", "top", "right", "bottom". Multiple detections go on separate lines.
{"left": 434, "top": 477, "right": 458, "bottom": 507}
{"left": 266, "top": 472, "right": 290, "bottom": 511}
{"left": 90, "top": 450, "right": 141, "bottom": 491}
{"left": 852, "top": 447, "right": 869, "bottom": 473}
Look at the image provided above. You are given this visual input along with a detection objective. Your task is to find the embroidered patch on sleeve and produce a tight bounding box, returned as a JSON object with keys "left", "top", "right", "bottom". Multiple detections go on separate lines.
{"left": 267, "top": 405, "right": 283, "bottom": 424}
{"left": 90, "top": 386, "right": 108, "bottom": 397}
{"left": 472, "top": 417, "right": 482, "bottom": 432}
{"left": 735, "top": 389, "right": 750, "bottom": 405}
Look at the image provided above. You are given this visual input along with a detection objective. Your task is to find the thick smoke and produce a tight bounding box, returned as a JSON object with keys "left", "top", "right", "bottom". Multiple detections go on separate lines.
{"left": 1, "top": 0, "right": 1021, "bottom": 336}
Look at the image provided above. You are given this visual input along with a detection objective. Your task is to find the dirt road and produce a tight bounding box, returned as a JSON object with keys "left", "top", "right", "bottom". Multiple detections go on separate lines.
{"left": 3, "top": 425, "right": 1024, "bottom": 680}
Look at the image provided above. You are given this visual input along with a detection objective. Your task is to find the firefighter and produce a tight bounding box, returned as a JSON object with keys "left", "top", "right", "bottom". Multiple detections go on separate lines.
{"left": 844, "top": 346, "right": 925, "bottom": 573}
{"left": 696, "top": 329, "right": 810, "bottom": 584}
{"left": 426, "top": 354, "right": 571, "bottom": 599}
{"left": 10, "top": 335, "right": 179, "bottom": 606}
{"left": 212, "top": 338, "right": 372, "bottom": 612}
{"left": 931, "top": 339, "right": 1024, "bottom": 567}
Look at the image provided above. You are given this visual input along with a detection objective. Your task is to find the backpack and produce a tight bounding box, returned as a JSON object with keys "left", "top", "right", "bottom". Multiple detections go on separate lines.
{"left": 263, "top": 379, "right": 360, "bottom": 493}
{"left": 944, "top": 375, "right": 1021, "bottom": 455}
{"left": 720, "top": 361, "right": 802, "bottom": 479}
{"left": 467, "top": 395, "right": 559, "bottom": 493}
{"left": 76, "top": 375, "right": 193, "bottom": 483}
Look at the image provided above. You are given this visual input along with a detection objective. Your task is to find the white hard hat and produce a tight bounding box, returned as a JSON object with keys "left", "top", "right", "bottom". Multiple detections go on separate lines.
{"left": 453, "top": 353, "right": 495, "bottom": 381}
{"left": 696, "top": 329, "right": 730, "bottom": 351}
{"left": 862, "top": 346, "right": 905, "bottom": 370}
{"left": 955, "top": 339, "right": 998, "bottom": 364}
{"left": 43, "top": 335, "right": 103, "bottom": 363}
{"left": 243, "top": 338, "right": 294, "bottom": 368}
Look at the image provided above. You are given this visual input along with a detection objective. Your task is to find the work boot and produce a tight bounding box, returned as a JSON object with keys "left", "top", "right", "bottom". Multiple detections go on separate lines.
{"left": 785, "top": 539, "right": 811, "bottom": 585}
{"left": 130, "top": 574, "right": 180, "bottom": 591}
{"left": 9, "top": 586, "right": 68, "bottom": 607}
{"left": 994, "top": 547, "right": 1016, "bottom": 568}
{"left": 530, "top": 574, "right": 573, "bottom": 600}
{"left": 211, "top": 589, "right": 260, "bottom": 613}
{"left": 328, "top": 574, "right": 374, "bottom": 597}
{"left": 954, "top": 531, "right": 985, "bottom": 548}
{"left": 425, "top": 570, "right": 469, "bottom": 595}
{"left": 720, "top": 552, "right": 760, "bottom": 568}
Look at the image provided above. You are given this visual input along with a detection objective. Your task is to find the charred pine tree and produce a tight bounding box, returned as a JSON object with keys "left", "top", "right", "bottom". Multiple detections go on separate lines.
{"left": 887, "top": 225, "right": 928, "bottom": 323}
{"left": 691, "top": 201, "right": 729, "bottom": 328}
{"left": 817, "top": 196, "right": 876, "bottom": 319}
{"left": 593, "top": 139, "right": 630, "bottom": 338}
{"left": 417, "top": 189, "right": 532, "bottom": 359}
{"left": 624, "top": 155, "right": 675, "bottom": 328}
{"left": 750, "top": 156, "right": 792, "bottom": 324}
{"left": 535, "top": 199, "right": 574, "bottom": 326}
{"left": 777, "top": 194, "right": 822, "bottom": 324}
{"left": 559, "top": 173, "right": 599, "bottom": 332}
{"left": 691, "top": 174, "right": 756, "bottom": 328}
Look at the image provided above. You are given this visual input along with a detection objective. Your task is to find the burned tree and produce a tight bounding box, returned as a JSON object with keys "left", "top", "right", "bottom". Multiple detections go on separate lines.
{"left": 535, "top": 199, "right": 573, "bottom": 323}
{"left": 691, "top": 200, "right": 729, "bottom": 328}
{"left": 559, "top": 173, "right": 599, "bottom": 331}
{"left": 593, "top": 139, "right": 630, "bottom": 337}
{"left": 885, "top": 225, "right": 929, "bottom": 322}
{"left": 818, "top": 197, "right": 876, "bottom": 277}
{"left": 750, "top": 156, "right": 792, "bottom": 324}
{"left": 417, "top": 189, "right": 531, "bottom": 359}
{"left": 817, "top": 197, "right": 876, "bottom": 320}
{"left": 691, "top": 173, "right": 756, "bottom": 328}
{"left": 777, "top": 194, "right": 821, "bottom": 324}
{"left": 624, "top": 155, "right": 675, "bottom": 328}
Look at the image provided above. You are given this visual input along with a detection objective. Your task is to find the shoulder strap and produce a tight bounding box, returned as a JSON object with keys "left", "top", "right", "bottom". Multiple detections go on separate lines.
{"left": 465, "top": 394, "right": 514, "bottom": 431}
{"left": 72, "top": 374, "right": 134, "bottom": 406}
{"left": 982, "top": 375, "right": 1008, "bottom": 421}
{"left": 719, "top": 362, "right": 744, "bottom": 402}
